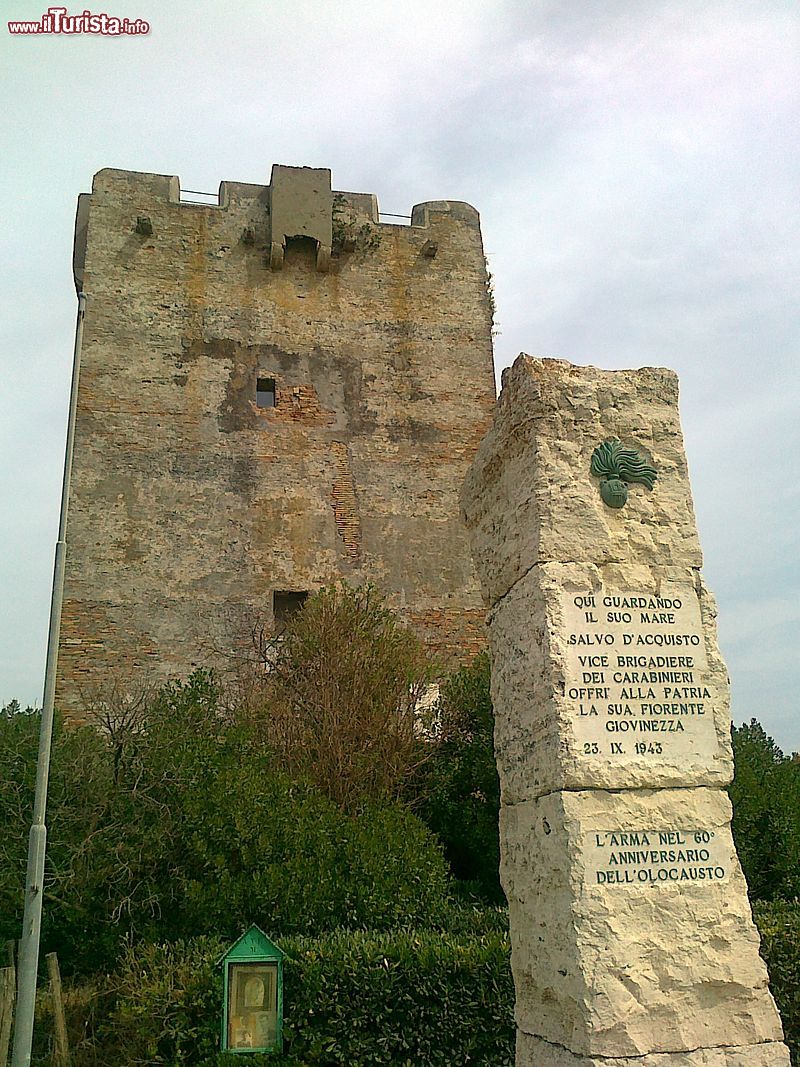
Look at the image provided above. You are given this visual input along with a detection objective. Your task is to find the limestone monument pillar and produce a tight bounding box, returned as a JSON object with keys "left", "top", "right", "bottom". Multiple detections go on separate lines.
{"left": 461, "top": 355, "right": 789, "bottom": 1067}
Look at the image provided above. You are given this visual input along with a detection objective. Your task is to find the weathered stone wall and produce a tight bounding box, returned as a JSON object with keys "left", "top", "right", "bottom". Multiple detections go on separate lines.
{"left": 56, "top": 166, "right": 495, "bottom": 715}
{"left": 461, "top": 355, "right": 789, "bottom": 1066}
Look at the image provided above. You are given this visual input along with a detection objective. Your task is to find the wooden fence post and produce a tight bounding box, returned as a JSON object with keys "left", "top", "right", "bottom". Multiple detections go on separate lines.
{"left": 46, "top": 953, "right": 70, "bottom": 1067}
{"left": 0, "top": 965, "right": 14, "bottom": 1067}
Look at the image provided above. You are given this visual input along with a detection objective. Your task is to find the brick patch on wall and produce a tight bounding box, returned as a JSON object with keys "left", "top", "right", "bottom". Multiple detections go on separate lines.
{"left": 330, "top": 440, "right": 362, "bottom": 563}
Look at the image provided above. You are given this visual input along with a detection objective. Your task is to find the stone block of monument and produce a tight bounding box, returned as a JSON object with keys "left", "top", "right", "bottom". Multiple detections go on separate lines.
{"left": 461, "top": 355, "right": 789, "bottom": 1066}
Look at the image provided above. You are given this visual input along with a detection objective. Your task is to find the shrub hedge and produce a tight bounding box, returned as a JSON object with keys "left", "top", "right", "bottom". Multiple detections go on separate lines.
{"left": 100, "top": 925, "right": 514, "bottom": 1066}
{"left": 753, "top": 900, "right": 800, "bottom": 1065}
{"left": 30, "top": 901, "right": 800, "bottom": 1066}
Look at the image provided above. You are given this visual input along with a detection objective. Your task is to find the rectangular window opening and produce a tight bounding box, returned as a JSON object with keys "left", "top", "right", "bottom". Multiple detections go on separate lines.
{"left": 273, "top": 590, "right": 309, "bottom": 632}
{"left": 256, "top": 377, "right": 276, "bottom": 408}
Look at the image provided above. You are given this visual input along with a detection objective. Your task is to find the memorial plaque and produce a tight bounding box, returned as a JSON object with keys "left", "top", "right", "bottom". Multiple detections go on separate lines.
{"left": 562, "top": 584, "right": 719, "bottom": 763}
{"left": 584, "top": 825, "right": 733, "bottom": 887}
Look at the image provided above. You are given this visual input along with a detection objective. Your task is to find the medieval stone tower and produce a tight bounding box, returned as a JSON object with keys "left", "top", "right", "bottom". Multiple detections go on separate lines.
{"left": 56, "top": 164, "right": 496, "bottom": 714}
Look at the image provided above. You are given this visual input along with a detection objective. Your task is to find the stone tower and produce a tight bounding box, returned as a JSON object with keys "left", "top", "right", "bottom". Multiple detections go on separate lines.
{"left": 57, "top": 165, "right": 495, "bottom": 715}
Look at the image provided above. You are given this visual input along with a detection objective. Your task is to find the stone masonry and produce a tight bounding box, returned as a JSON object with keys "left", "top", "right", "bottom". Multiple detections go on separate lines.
{"left": 461, "top": 356, "right": 789, "bottom": 1066}
{"left": 56, "top": 165, "right": 495, "bottom": 716}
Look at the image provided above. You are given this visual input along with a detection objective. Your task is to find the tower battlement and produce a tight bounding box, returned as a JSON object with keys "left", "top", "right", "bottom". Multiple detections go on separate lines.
{"left": 74, "top": 166, "right": 482, "bottom": 290}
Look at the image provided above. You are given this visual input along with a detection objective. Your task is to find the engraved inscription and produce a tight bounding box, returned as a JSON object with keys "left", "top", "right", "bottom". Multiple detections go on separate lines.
{"left": 562, "top": 585, "right": 719, "bottom": 761}
{"left": 584, "top": 827, "right": 732, "bottom": 887}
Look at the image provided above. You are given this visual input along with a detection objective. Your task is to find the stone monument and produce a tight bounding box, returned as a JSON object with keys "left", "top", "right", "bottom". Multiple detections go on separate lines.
{"left": 461, "top": 355, "right": 790, "bottom": 1066}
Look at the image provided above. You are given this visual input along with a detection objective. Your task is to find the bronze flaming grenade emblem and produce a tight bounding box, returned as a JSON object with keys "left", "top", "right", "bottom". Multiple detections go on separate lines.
{"left": 590, "top": 439, "right": 657, "bottom": 509}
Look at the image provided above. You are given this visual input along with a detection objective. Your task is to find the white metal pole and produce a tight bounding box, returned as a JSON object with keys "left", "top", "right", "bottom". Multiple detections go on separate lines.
{"left": 11, "top": 292, "right": 86, "bottom": 1067}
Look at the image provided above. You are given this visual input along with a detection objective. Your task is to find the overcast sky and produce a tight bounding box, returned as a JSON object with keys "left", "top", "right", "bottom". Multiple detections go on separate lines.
{"left": 1, "top": 0, "right": 798, "bottom": 749}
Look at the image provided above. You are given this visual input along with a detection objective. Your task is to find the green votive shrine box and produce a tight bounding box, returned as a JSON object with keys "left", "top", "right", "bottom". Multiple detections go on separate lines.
{"left": 221, "top": 925, "right": 285, "bottom": 1054}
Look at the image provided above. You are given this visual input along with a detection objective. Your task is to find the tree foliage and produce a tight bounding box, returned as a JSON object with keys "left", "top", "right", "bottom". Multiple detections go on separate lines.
{"left": 0, "top": 671, "right": 451, "bottom": 975}
{"left": 416, "top": 652, "right": 503, "bottom": 903}
{"left": 729, "top": 719, "right": 800, "bottom": 901}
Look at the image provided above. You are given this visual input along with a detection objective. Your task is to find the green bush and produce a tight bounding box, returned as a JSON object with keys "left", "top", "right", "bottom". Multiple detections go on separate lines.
{"left": 101, "top": 926, "right": 514, "bottom": 1066}
{"left": 416, "top": 653, "right": 503, "bottom": 903}
{"left": 0, "top": 675, "right": 452, "bottom": 975}
{"left": 0, "top": 704, "right": 126, "bottom": 971}
{"left": 754, "top": 900, "right": 800, "bottom": 1064}
{"left": 100, "top": 937, "right": 222, "bottom": 1065}
{"left": 0, "top": 703, "right": 40, "bottom": 943}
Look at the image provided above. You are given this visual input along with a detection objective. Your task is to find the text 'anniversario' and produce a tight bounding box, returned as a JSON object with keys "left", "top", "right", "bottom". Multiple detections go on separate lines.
{"left": 585, "top": 828, "right": 730, "bottom": 887}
